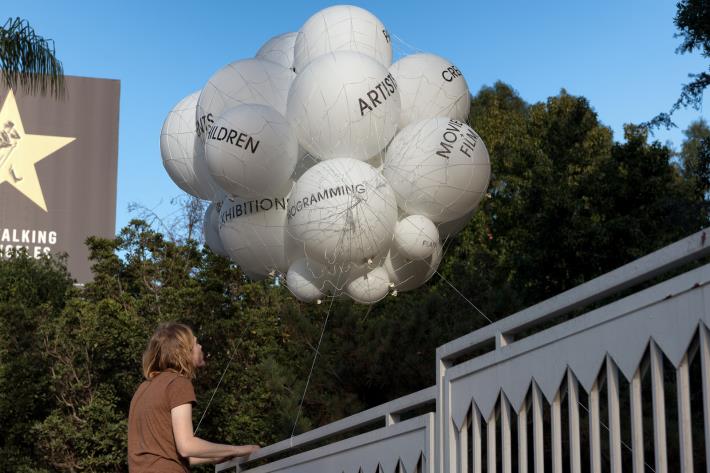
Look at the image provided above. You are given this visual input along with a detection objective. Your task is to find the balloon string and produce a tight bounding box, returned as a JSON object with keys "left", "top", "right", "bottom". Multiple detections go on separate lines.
{"left": 194, "top": 337, "right": 244, "bottom": 435}
{"left": 290, "top": 292, "right": 337, "bottom": 444}
{"left": 435, "top": 270, "right": 493, "bottom": 324}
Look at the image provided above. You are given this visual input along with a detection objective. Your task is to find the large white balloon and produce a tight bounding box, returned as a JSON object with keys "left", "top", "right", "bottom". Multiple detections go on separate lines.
{"left": 197, "top": 59, "right": 295, "bottom": 141}
{"left": 256, "top": 32, "right": 298, "bottom": 71}
{"left": 286, "top": 258, "right": 325, "bottom": 302}
{"left": 219, "top": 194, "right": 290, "bottom": 277}
{"left": 160, "top": 92, "right": 223, "bottom": 200}
{"left": 385, "top": 241, "right": 443, "bottom": 292}
{"left": 205, "top": 104, "right": 298, "bottom": 198}
{"left": 293, "top": 5, "right": 392, "bottom": 73}
{"left": 346, "top": 266, "right": 391, "bottom": 304}
{"left": 203, "top": 202, "right": 229, "bottom": 257}
{"left": 394, "top": 215, "right": 439, "bottom": 260}
{"left": 287, "top": 51, "right": 400, "bottom": 161}
{"left": 389, "top": 53, "right": 471, "bottom": 129}
{"left": 287, "top": 158, "right": 397, "bottom": 266}
{"left": 383, "top": 117, "right": 491, "bottom": 222}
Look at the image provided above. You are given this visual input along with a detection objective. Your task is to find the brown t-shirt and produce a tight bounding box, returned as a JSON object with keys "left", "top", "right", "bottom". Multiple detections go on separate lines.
{"left": 127, "top": 372, "right": 196, "bottom": 473}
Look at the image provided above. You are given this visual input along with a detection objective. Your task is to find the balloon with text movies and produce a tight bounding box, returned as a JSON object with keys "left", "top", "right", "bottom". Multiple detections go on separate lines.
{"left": 383, "top": 117, "right": 491, "bottom": 223}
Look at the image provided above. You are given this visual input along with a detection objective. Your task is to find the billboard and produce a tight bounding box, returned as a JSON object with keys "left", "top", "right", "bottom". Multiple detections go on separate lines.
{"left": 0, "top": 76, "right": 120, "bottom": 283}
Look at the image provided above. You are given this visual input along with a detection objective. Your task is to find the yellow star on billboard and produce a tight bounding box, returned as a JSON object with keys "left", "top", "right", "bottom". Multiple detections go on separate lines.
{"left": 0, "top": 89, "right": 75, "bottom": 212}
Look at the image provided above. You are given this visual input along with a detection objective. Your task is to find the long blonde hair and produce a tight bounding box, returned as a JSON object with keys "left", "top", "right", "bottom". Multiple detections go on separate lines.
{"left": 142, "top": 322, "right": 196, "bottom": 379}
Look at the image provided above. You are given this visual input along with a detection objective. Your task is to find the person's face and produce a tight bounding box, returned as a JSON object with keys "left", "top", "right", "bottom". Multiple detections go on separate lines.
{"left": 191, "top": 336, "right": 205, "bottom": 369}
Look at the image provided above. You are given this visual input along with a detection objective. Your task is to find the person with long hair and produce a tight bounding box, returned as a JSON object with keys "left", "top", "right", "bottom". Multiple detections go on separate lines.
{"left": 128, "top": 322, "right": 259, "bottom": 472}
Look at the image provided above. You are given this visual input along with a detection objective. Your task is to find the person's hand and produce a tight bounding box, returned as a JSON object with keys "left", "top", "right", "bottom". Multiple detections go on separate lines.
{"left": 244, "top": 444, "right": 261, "bottom": 457}
{"left": 231, "top": 444, "right": 261, "bottom": 459}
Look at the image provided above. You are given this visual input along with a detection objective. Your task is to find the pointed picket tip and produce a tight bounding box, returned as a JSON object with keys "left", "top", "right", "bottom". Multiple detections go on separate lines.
{"left": 568, "top": 348, "right": 606, "bottom": 393}
{"left": 403, "top": 452, "right": 423, "bottom": 473}
{"left": 502, "top": 377, "right": 532, "bottom": 414}
{"left": 474, "top": 384, "right": 501, "bottom": 421}
{"left": 607, "top": 337, "right": 650, "bottom": 382}
{"left": 382, "top": 457, "right": 399, "bottom": 473}
{"left": 655, "top": 323, "right": 701, "bottom": 369}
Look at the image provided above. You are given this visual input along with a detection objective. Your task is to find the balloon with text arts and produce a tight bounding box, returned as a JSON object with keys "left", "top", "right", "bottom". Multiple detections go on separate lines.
{"left": 287, "top": 158, "right": 397, "bottom": 267}
{"left": 389, "top": 53, "right": 471, "bottom": 130}
{"left": 383, "top": 117, "right": 491, "bottom": 223}
{"left": 346, "top": 266, "right": 391, "bottom": 305}
{"left": 218, "top": 194, "right": 290, "bottom": 278}
{"left": 286, "top": 258, "right": 325, "bottom": 303}
{"left": 160, "top": 91, "right": 223, "bottom": 201}
{"left": 196, "top": 59, "right": 295, "bottom": 143}
{"left": 385, "top": 240, "right": 443, "bottom": 292}
{"left": 205, "top": 104, "right": 298, "bottom": 198}
{"left": 203, "top": 202, "right": 229, "bottom": 258}
{"left": 256, "top": 32, "right": 298, "bottom": 71}
{"left": 293, "top": 5, "right": 392, "bottom": 73}
{"left": 394, "top": 214, "right": 439, "bottom": 261}
{"left": 287, "top": 51, "right": 401, "bottom": 162}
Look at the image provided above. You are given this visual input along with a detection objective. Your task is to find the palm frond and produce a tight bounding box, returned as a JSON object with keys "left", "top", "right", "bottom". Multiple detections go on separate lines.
{"left": 0, "top": 17, "right": 65, "bottom": 98}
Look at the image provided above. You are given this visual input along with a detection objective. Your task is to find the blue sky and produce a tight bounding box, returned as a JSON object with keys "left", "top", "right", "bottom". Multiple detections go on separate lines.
{"left": 10, "top": 0, "right": 708, "bottom": 232}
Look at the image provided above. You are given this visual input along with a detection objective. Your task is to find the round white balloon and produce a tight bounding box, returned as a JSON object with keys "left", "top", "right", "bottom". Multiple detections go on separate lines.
{"left": 160, "top": 92, "right": 223, "bottom": 200}
{"left": 203, "top": 202, "right": 229, "bottom": 257}
{"left": 287, "top": 158, "right": 397, "bottom": 266}
{"left": 287, "top": 51, "right": 400, "bottom": 161}
{"left": 205, "top": 104, "right": 298, "bottom": 198}
{"left": 346, "top": 266, "right": 391, "bottom": 304}
{"left": 383, "top": 117, "right": 491, "bottom": 222}
{"left": 286, "top": 258, "right": 325, "bottom": 302}
{"left": 256, "top": 32, "right": 298, "bottom": 71}
{"left": 394, "top": 215, "right": 439, "bottom": 260}
{"left": 219, "top": 194, "right": 290, "bottom": 276}
{"left": 385, "top": 241, "right": 443, "bottom": 292}
{"left": 197, "top": 59, "right": 295, "bottom": 141}
{"left": 389, "top": 53, "right": 471, "bottom": 129}
{"left": 293, "top": 5, "right": 392, "bottom": 73}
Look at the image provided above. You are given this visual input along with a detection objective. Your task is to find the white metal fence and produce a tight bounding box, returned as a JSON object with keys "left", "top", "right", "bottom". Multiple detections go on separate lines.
{"left": 218, "top": 228, "right": 710, "bottom": 473}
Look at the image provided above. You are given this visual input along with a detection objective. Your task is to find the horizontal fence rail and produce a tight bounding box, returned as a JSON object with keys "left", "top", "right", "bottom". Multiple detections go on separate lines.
{"left": 218, "top": 228, "right": 710, "bottom": 473}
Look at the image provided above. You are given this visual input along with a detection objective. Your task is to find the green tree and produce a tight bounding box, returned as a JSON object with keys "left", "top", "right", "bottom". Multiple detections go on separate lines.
{"left": 648, "top": 0, "right": 709, "bottom": 128}
{"left": 0, "top": 251, "right": 73, "bottom": 472}
{"left": 0, "top": 17, "right": 64, "bottom": 98}
{"left": 679, "top": 118, "right": 710, "bottom": 204}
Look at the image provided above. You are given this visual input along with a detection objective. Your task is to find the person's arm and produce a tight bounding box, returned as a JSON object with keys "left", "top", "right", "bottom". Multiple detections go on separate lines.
{"left": 171, "top": 403, "right": 260, "bottom": 459}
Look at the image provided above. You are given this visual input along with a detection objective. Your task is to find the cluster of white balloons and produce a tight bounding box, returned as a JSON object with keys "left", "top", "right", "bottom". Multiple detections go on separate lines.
{"left": 160, "top": 5, "right": 490, "bottom": 305}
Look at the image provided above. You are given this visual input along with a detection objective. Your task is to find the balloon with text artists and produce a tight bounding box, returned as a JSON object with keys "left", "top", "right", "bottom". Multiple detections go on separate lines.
{"left": 127, "top": 322, "right": 260, "bottom": 472}
{"left": 159, "top": 4, "right": 491, "bottom": 305}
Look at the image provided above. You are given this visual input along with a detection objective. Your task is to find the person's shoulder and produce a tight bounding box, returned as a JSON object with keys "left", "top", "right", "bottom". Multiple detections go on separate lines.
{"left": 162, "top": 371, "right": 193, "bottom": 388}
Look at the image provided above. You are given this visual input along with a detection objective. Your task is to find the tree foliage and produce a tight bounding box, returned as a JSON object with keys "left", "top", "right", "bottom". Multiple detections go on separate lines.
{"left": 647, "top": 0, "right": 710, "bottom": 128}
{"left": 0, "top": 85, "right": 707, "bottom": 471}
{"left": 0, "top": 17, "right": 65, "bottom": 98}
